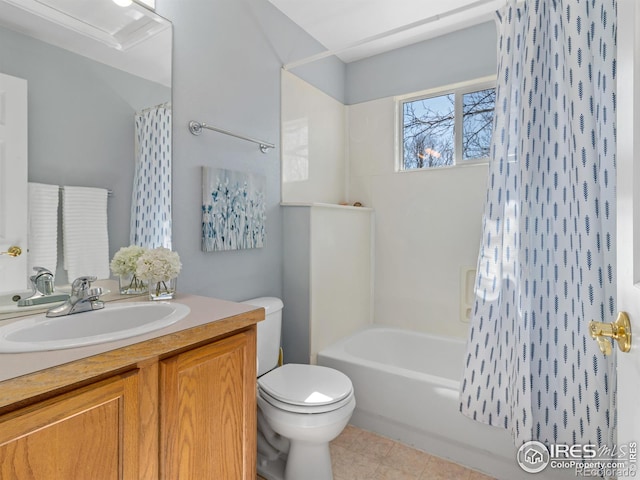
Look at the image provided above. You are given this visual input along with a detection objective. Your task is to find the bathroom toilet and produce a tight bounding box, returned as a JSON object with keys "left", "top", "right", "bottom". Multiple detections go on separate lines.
{"left": 244, "top": 297, "right": 355, "bottom": 480}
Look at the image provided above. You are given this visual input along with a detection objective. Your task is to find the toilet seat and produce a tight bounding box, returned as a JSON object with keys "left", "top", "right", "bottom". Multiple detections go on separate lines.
{"left": 259, "top": 386, "right": 355, "bottom": 414}
{"left": 258, "top": 364, "right": 354, "bottom": 414}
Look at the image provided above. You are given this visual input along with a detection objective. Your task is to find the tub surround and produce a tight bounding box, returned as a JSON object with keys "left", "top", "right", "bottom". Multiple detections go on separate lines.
{"left": 347, "top": 96, "right": 488, "bottom": 339}
{"left": 280, "top": 70, "right": 346, "bottom": 205}
{"left": 282, "top": 204, "right": 373, "bottom": 365}
{"left": 281, "top": 72, "right": 489, "bottom": 341}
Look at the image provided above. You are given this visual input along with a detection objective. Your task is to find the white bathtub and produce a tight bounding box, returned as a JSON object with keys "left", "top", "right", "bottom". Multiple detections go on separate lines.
{"left": 317, "top": 326, "right": 571, "bottom": 480}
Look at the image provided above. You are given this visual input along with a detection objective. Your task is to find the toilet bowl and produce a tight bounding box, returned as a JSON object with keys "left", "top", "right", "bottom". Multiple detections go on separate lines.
{"left": 243, "top": 297, "right": 355, "bottom": 480}
{"left": 258, "top": 364, "right": 355, "bottom": 480}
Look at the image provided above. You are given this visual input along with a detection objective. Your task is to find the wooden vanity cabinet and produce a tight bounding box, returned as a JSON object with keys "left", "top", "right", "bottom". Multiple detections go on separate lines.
{"left": 160, "top": 329, "right": 257, "bottom": 479}
{"left": 0, "top": 371, "right": 140, "bottom": 480}
{"left": 0, "top": 326, "right": 257, "bottom": 480}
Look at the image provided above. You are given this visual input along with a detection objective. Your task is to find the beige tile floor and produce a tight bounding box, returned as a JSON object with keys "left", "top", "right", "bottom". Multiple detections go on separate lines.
{"left": 258, "top": 424, "right": 497, "bottom": 480}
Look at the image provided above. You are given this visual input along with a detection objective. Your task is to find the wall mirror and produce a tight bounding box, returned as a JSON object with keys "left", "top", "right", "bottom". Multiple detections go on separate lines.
{"left": 0, "top": 0, "right": 172, "bottom": 317}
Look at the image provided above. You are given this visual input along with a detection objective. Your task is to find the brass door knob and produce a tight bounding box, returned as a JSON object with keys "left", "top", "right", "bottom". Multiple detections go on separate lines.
{"left": 589, "top": 312, "right": 632, "bottom": 355}
{"left": 0, "top": 246, "right": 22, "bottom": 257}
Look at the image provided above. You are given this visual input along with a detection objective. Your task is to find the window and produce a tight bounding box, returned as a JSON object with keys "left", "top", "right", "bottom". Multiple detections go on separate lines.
{"left": 399, "top": 78, "right": 496, "bottom": 171}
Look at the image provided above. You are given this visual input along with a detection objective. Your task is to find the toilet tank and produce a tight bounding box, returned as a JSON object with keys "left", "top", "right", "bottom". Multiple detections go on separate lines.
{"left": 242, "top": 297, "right": 283, "bottom": 376}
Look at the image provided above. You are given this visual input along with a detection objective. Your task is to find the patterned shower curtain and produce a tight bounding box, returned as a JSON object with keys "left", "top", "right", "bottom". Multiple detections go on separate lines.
{"left": 459, "top": 0, "right": 617, "bottom": 448}
{"left": 130, "top": 105, "right": 172, "bottom": 249}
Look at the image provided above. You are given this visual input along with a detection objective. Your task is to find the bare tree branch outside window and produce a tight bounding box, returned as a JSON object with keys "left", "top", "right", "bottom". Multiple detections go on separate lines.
{"left": 402, "top": 88, "right": 495, "bottom": 170}
{"left": 462, "top": 88, "right": 496, "bottom": 160}
{"left": 403, "top": 94, "right": 454, "bottom": 169}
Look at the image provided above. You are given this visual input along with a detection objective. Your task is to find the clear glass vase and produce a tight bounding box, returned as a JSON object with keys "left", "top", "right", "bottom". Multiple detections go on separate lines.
{"left": 149, "top": 277, "right": 177, "bottom": 301}
{"left": 118, "top": 272, "right": 147, "bottom": 295}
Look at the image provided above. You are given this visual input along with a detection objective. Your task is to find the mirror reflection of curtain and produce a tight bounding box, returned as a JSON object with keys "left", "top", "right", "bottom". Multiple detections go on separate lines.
{"left": 130, "top": 104, "right": 172, "bottom": 249}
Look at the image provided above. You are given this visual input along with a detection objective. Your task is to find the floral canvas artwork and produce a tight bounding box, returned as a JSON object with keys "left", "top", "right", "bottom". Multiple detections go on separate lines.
{"left": 201, "top": 167, "right": 266, "bottom": 251}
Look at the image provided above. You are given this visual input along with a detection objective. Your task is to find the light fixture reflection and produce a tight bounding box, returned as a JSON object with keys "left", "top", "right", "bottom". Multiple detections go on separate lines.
{"left": 112, "top": 0, "right": 133, "bottom": 7}
{"left": 418, "top": 147, "right": 442, "bottom": 160}
{"left": 305, "top": 391, "right": 333, "bottom": 403}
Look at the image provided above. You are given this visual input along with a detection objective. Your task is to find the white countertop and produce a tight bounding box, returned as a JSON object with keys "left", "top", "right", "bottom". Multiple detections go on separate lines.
{"left": 0, "top": 292, "right": 262, "bottom": 390}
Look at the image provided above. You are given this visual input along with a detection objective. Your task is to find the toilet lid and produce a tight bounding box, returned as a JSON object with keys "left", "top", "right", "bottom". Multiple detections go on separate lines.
{"left": 258, "top": 385, "right": 354, "bottom": 414}
{"left": 258, "top": 364, "right": 353, "bottom": 407}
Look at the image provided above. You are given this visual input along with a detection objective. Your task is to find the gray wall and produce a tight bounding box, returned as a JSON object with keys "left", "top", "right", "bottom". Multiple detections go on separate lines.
{"left": 0, "top": 25, "right": 170, "bottom": 283}
{"left": 345, "top": 21, "right": 497, "bottom": 104}
{"left": 3, "top": 0, "right": 496, "bottom": 316}
{"left": 153, "top": 0, "right": 496, "bottom": 312}
{"left": 156, "top": 0, "right": 345, "bottom": 301}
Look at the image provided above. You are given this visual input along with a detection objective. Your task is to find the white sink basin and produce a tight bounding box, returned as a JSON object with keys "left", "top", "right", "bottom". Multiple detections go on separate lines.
{"left": 0, "top": 301, "right": 190, "bottom": 352}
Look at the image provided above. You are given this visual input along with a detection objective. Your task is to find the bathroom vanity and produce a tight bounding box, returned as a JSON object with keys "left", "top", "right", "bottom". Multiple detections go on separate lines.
{"left": 0, "top": 294, "right": 262, "bottom": 480}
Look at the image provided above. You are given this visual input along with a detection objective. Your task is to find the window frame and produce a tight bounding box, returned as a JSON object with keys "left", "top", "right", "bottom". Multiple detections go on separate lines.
{"left": 395, "top": 75, "right": 497, "bottom": 172}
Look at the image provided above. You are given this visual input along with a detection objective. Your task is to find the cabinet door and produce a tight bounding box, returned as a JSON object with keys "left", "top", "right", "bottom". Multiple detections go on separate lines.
{"left": 0, "top": 371, "right": 139, "bottom": 480}
{"left": 160, "top": 329, "right": 257, "bottom": 480}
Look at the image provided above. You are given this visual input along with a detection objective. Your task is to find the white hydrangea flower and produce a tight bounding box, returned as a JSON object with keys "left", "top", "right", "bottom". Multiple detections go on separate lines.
{"left": 110, "top": 245, "right": 147, "bottom": 276}
{"left": 136, "top": 247, "right": 182, "bottom": 282}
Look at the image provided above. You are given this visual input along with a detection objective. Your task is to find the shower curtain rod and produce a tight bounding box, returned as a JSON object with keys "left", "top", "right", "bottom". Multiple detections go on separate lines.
{"left": 282, "top": 0, "right": 499, "bottom": 71}
{"left": 138, "top": 102, "right": 171, "bottom": 115}
{"left": 188, "top": 120, "right": 275, "bottom": 154}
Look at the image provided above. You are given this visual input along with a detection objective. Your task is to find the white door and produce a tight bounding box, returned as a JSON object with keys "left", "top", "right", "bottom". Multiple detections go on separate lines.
{"left": 616, "top": 1, "right": 640, "bottom": 476}
{"left": 0, "top": 73, "right": 28, "bottom": 292}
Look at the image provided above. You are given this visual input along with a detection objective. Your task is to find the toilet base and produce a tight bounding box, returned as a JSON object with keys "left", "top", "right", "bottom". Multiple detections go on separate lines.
{"left": 257, "top": 454, "right": 286, "bottom": 480}
{"left": 285, "top": 440, "right": 333, "bottom": 480}
{"left": 257, "top": 440, "right": 333, "bottom": 480}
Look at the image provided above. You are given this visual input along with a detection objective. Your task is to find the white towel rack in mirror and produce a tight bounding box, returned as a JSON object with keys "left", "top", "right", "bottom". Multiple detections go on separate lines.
{"left": 59, "top": 186, "right": 113, "bottom": 197}
{"left": 188, "top": 121, "right": 275, "bottom": 154}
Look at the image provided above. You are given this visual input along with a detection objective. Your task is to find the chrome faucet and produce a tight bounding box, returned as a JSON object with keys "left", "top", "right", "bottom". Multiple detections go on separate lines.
{"left": 31, "top": 266, "right": 54, "bottom": 295}
{"left": 46, "top": 276, "right": 104, "bottom": 317}
{"left": 17, "top": 267, "right": 70, "bottom": 307}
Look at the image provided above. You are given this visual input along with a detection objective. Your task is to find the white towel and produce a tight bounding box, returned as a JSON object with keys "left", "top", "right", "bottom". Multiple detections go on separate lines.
{"left": 27, "top": 182, "right": 59, "bottom": 275}
{"left": 62, "top": 186, "right": 110, "bottom": 280}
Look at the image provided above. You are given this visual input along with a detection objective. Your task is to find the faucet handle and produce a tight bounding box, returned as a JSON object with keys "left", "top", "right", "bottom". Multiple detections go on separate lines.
{"left": 85, "top": 287, "right": 104, "bottom": 300}
{"left": 71, "top": 276, "right": 98, "bottom": 295}
{"left": 31, "top": 266, "right": 53, "bottom": 277}
{"left": 30, "top": 267, "right": 54, "bottom": 295}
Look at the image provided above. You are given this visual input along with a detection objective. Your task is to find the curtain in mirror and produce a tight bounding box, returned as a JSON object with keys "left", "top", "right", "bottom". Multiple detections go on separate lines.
{"left": 459, "top": 0, "right": 617, "bottom": 448}
{"left": 130, "top": 104, "right": 172, "bottom": 249}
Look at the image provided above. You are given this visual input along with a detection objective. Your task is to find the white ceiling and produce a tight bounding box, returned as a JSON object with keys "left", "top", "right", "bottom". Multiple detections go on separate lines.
{"left": 269, "top": 0, "right": 503, "bottom": 64}
{"left": 0, "top": 0, "right": 171, "bottom": 86}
